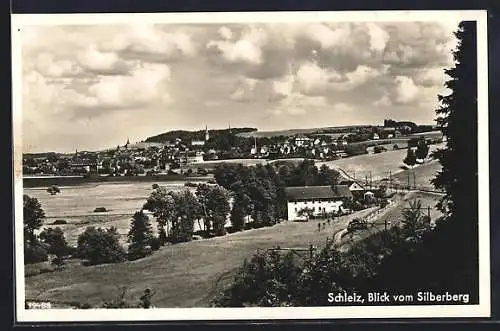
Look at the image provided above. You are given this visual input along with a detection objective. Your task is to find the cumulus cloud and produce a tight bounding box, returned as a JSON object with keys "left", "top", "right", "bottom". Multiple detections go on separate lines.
{"left": 73, "top": 63, "right": 172, "bottom": 112}
{"left": 206, "top": 26, "right": 268, "bottom": 65}
{"left": 77, "top": 46, "right": 134, "bottom": 75}
{"left": 394, "top": 76, "right": 420, "bottom": 104}
{"left": 19, "top": 20, "right": 459, "bottom": 152}
{"left": 100, "top": 25, "right": 197, "bottom": 62}
{"left": 373, "top": 95, "right": 392, "bottom": 107}
{"left": 296, "top": 61, "right": 343, "bottom": 94}
{"left": 229, "top": 77, "right": 259, "bottom": 102}
{"left": 366, "top": 23, "right": 390, "bottom": 52}
{"left": 218, "top": 26, "right": 233, "bottom": 40}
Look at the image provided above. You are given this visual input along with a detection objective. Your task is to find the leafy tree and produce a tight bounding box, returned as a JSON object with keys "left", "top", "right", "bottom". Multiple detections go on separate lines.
{"left": 403, "top": 147, "right": 417, "bottom": 166}
{"left": 212, "top": 250, "right": 301, "bottom": 307}
{"left": 171, "top": 190, "right": 201, "bottom": 243}
{"left": 77, "top": 226, "right": 126, "bottom": 265}
{"left": 127, "top": 210, "right": 154, "bottom": 260}
{"left": 230, "top": 188, "right": 254, "bottom": 231}
{"left": 23, "top": 195, "right": 45, "bottom": 244}
{"left": 213, "top": 163, "right": 243, "bottom": 190}
{"left": 197, "top": 185, "right": 231, "bottom": 236}
{"left": 47, "top": 185, "right": 61, "bottom": 195}
{"left": 143, "top": 186, "right": 176, "bottom": 244}
{"left": 317, "top": 164, "right": 340, "bottom": 186}
{"left": 39, "top": 227, "right": 69, "bottom": 263}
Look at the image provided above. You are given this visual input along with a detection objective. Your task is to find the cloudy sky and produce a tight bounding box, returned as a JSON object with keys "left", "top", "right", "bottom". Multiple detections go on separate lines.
{"left": 20, "top": 21, "right": 459, "bottom": 153}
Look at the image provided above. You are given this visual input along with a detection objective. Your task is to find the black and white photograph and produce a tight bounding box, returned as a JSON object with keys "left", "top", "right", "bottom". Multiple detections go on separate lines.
{"left": 11, "top": 10, "right": 490, "bottom": 322}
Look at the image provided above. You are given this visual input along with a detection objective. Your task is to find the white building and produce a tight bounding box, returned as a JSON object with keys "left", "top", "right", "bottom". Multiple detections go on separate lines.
{"left": 285, "top": 185, "right": 353, "bottom": 221}
{"left": 294, "top": 136, "right": 312, "bottom": 147}
{"left": 191, "top": 140, "right": 205, "bottom": 147}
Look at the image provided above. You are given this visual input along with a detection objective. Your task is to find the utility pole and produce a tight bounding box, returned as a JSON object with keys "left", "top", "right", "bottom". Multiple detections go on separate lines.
{"left": 353, "top": 170, "right": 356, "bottom": 180}
{"left": 413, "top": 171, "right": 416, "bottom": 190}
{"left": 407, "top": 171, "right": 410, "bottom": 190}
{"left": 389, "top": 170, "right": 392, "bottom": 192}
{"left": 370, "top": 171, "right": 372, "bottom": 190}
{"left": 365, "top": 175, "right": 368, "bottom": 187}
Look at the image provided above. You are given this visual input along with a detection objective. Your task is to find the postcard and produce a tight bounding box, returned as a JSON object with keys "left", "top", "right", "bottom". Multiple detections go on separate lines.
{"left": 11, "top": 10, "right": 490, "bottom": 322}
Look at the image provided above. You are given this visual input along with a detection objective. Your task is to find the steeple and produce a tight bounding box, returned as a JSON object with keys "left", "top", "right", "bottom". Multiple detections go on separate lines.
{"left": 205, "top": 125, "right": 210, "bottom": 141}
{"left": 229, "top": 124, "right": 232, "bottom": 134}
{"left": 126, "top": 137, "right": 130, "bottom": 145}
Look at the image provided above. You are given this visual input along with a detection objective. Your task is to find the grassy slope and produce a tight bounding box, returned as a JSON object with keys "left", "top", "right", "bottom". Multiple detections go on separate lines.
{"left": 25, "top": 208, "right": 377, "bottom": 308}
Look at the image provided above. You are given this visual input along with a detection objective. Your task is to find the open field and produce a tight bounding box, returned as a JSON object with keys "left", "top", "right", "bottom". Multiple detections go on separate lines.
{"left": 25, "top": 207, "right": 377, "bottom": 308}
{"left": 317, "top": 143, "right": 444, "bottom": 182}
{"left": 390, "top": 160, "right": 442, "bottom": 190}
{"left": 25, "top": 181, "right": 200, "bottom": 246}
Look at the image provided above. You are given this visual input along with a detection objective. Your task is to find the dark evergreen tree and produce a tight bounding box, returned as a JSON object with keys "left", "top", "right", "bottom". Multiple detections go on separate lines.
{"left": 23, "top": 195, "right": 45, "bottom": 244}
{"left": 403, "top": 147, "right": 417, "bottom": 166}
{"left": 429, "top": 21, "right": 479, "bottom": 299}
{"left": 127, "top": 210, "right": 154, "bottom": 260}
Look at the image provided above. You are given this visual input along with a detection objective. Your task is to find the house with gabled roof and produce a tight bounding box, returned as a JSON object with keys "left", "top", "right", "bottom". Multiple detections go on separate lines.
{"left": 284, "top": 185, "right": 352, "bottom": 220}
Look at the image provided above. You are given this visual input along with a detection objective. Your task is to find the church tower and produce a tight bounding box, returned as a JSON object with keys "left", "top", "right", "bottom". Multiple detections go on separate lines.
{"left": 205, "top": 126, "right": 210, "bottom": 141}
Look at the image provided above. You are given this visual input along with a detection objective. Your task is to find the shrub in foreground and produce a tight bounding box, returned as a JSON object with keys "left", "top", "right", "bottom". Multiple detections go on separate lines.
{"left": 77, "top": 226, "right": 126, "bottom": 265}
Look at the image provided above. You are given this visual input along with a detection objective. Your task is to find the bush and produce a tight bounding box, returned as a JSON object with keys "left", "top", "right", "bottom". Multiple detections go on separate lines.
{"left": 47, "top": 185, "right": 61, "bottom": 195}
{"left": 77, "top": 227, "right": 126, "bottom": 265}
{"left": 150, "top": 237, "right": 161, "bottom": 251}
{"left": 51, "top": 219, "right": 68, "bottom": 225}
{"left": 24, "top": 242, "right": 48, "bottom": 264}
{"left": 128, "top": 244, "right": 152, "bottom": 261}
{"left": 93, "top": 207, "right": 108, "bottom": 213}
{"left": 152, "top": 184, "right": 159, "bottom": 190}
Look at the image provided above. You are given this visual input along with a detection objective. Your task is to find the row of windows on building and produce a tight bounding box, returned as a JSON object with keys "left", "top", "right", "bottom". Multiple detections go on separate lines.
{"left": 292, "top": 200, "right": 338, "bottom": 205}
{"left": 294, "top": 206, "right": 328, "bottom": 213}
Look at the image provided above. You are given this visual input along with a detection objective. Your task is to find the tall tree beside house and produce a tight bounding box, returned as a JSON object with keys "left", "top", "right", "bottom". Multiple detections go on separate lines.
{"left": 143, "top": 187, "right": 176, "bottom": 244}
{"left": 171, "top": 190, "right": 202, "bottom": 243}
{"left": 127, "top": 210, "right": 154, "bottom": 261}
{"left": 196, "top": 184, "right": 231, "bottom": 236}
{"left": 415, "top": 138, "right": 430, "bottom": 160}
{"left": 317, "top": 164, "right": 340, "bottom": 186}
{"left": 403, "top": 146, "right": 417, "bottom": 166}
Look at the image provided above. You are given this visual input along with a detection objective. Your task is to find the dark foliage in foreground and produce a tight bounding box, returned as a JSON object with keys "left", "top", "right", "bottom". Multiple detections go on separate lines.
{"left": 76, "top": 226, "right": 126, "bottom": 265}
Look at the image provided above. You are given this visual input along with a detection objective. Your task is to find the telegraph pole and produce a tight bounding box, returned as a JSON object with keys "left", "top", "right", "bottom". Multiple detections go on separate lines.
{"left": 407, "top": 171, "right": 410, "bottom": 190}
{"left": 370, "top": 171, "right": 372, "bottom": 189}
{"left": 413, "top": 171, "right": 416, "bottom": 190}
{"left": 389, "top": 170, "right": 392, "bottom": 192}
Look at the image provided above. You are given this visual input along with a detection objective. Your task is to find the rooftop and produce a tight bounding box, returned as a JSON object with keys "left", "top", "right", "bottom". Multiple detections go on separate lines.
{"left": 285, "top": 185, "right": 352, "bottom": 200}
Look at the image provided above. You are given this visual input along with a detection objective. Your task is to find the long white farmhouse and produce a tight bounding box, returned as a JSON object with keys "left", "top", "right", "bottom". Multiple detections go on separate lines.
{"left": 285, "top": 185, "right": 353, "bottom": 221}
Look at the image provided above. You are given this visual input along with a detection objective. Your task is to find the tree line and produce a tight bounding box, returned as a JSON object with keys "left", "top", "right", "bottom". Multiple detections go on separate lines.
{"left": 23, "top": 159, "right": 341, "bottom": 268}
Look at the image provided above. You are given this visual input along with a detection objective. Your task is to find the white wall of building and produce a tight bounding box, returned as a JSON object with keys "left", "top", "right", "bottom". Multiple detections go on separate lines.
{"left": 287, "top": 199, "right": 344, "bottom": 221}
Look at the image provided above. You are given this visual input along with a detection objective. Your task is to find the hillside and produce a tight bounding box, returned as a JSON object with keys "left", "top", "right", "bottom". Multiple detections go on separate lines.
{"left": 145, "top": 127, "right": 257, "bottom": 143}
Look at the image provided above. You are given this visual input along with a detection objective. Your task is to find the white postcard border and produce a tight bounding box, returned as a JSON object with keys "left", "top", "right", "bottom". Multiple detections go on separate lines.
{"left": 11, "top": 9, "right": 490, "bottom": 322}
